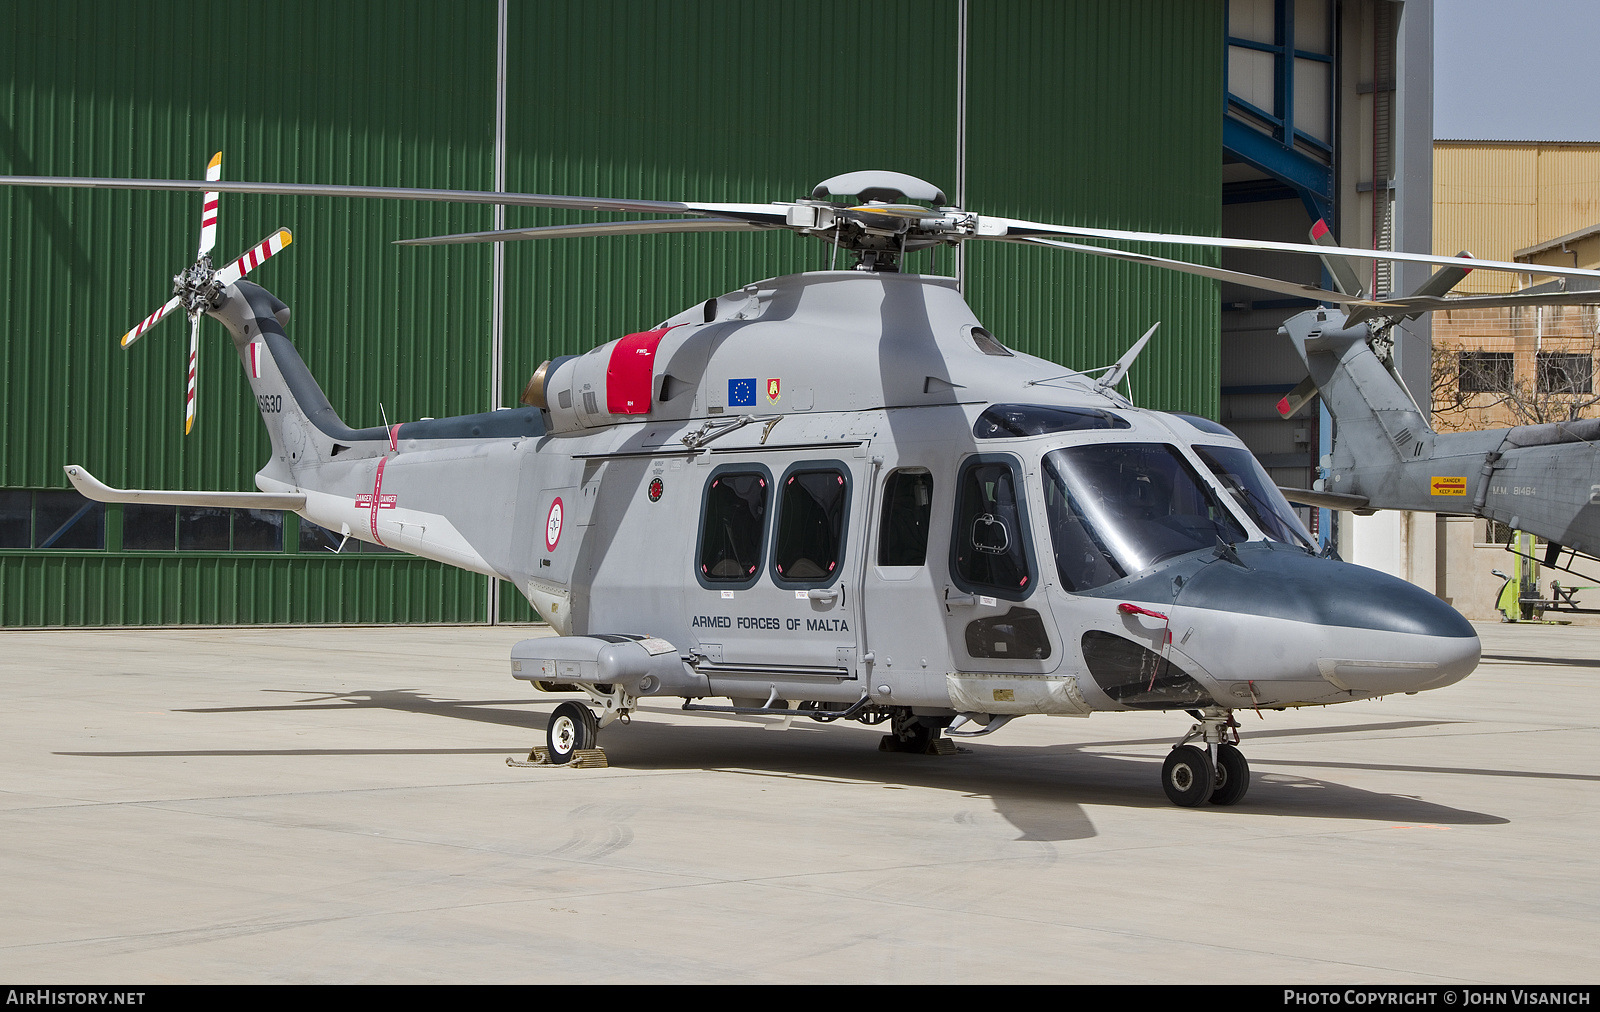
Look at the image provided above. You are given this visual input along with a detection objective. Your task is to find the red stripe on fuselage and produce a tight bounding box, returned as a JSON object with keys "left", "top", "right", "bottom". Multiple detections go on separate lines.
{"left": 370, "top": 457, "right": 388, "bottom": 546}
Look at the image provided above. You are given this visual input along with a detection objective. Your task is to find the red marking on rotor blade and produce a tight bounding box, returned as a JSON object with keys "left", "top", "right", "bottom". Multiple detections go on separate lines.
{"left": 1311, "top": 219, "right": 1329, "bottom": 239}
{"left": 1277, "top": 396, "right": 1292, "bottom": 416}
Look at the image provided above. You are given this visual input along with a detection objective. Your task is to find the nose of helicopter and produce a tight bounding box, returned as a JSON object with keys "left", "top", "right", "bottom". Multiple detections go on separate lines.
{"left": 1162, "top": 544, "right": 1480, "bottom": 699}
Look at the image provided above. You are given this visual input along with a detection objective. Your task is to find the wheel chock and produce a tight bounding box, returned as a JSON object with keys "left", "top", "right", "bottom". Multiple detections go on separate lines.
{"left": 506, "top": 745, "right": 609, "bottom": 769}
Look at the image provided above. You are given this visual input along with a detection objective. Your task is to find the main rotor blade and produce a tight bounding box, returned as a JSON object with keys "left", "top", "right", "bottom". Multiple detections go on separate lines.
{"left": 1404, "top": 289, "right": 1600, "bottom": 311}
{"left": 1345, "top": 287, "right": 1600, "bottom": 327}
{"left": 214, "top": 228, "right": 294, "bottom": 286}
{"left": 121, "top": 295, "right": 182, "bottom": 348}
{"left": 396, "top": 217, "right": 774, "bottom": 246}
{"left": 197, "top": 152, "right": 221, "bottom": 257}
{"left": 1013, "top": 236, "right": 1392, "bottom": 306}
{"left": 0, "top": 172, "right": 796, "bottom": 220}
{"left": 981, "top": 214, "right": 1600, "bottom": 283}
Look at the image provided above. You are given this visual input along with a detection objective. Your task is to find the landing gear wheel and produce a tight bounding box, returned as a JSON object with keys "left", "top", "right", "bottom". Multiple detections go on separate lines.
{"left": 547, "top": 701, "right": 599, "bottom": 764}
{"left": 1161, "top": 745, "right": 1215, "bottom": 807}
{"left": 881, "top": 707, "right": 936, "bottom": 753}
{"left": 1208, "top": 743, "right": 1251, "bottom": 806}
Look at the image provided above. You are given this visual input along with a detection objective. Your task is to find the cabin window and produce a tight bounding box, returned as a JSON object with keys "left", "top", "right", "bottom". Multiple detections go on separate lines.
{"left": 1042, "top": 443, "right": 1247, "bottom": 590}
{"left": 697, "top": 469, "right": 770, "bottom": 587}
{"left": 878, "top": 469, "right": 934, "bottom": 566}
{"left": 965, "top": 607, "right": 1052, "bottom": 659}
{"left": 1193, "top": 445, "right": 1314, "bottom": 550}
{"left": 973, "top": 403, "right": 1129, "bottom": 439}
{"left": 772, "top": 465, "right": 850, "bottom": 586}
{"left": 951, "top": 456, "right": 1035, "bottom": 599}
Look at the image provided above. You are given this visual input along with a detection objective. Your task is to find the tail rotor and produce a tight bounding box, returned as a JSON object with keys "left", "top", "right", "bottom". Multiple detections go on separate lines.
{"left": 115, "top": 151, "right": 293, "bottom": 434}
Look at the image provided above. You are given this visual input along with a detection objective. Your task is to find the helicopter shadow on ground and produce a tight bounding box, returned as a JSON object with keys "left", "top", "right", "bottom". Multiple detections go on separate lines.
{"left": 1480, "top": 653, "right": 1600, "bottom": 668}
{"left": 607, "top": 710, "right": 1511, "bottom": 837}
{"left": 61, "top": 688, "right": 1510, "bottom": 841}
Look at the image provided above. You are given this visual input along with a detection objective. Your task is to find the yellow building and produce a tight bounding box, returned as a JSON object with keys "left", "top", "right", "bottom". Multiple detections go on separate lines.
{"left": 1431, "top": 141, "right": 1600, "bottom": 619}
{"left": 1435, "top": 140, "right": 1600, "bottom": 293}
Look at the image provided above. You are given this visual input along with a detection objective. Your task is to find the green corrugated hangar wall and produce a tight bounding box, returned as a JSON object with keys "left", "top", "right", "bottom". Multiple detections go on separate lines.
{"left": 0, "top": 0, "right": 1222, "bottom": 626}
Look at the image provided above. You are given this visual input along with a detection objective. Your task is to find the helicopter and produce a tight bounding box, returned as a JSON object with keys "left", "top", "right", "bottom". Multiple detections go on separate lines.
{"left": 1272, "top": 219, "right": 1600, "bottom": 581}
{"left": 13, "top": 157, "right": 1600, "bottom": 808}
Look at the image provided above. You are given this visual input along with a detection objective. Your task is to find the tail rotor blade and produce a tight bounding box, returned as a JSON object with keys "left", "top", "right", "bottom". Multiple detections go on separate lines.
{"left": 1277, "top": 376, "right": 1320, "bottom": 419}
{"left": 1397, "top": 251, "right": 1474, "bottom": 321}
{"left": 184, "top": 314, "right": 200, "bottom": 435}
{"left": 121, "top": 295, "right": 182, "bottom": 348}
{"left": 215, "top": 228, "right": 293, "bottom": 286}
{"left": 197, "top": 151, "right": 222, "bottom": 257}
{"left": 1308, "top": 219, "right": 1367, "bottom": 298}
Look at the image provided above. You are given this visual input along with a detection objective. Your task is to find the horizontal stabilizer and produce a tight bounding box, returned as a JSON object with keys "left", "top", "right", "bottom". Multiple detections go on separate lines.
{"left": 1278, "top": 486, "right": 1372, "bottom": 513}
{"left": 63, "top": 465, "right": 306, "bottom": 510}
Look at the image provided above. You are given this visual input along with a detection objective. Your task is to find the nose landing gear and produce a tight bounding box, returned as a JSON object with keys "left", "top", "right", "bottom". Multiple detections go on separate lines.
{"left": 1161, "top": 710, "right": 1250, "bottom": 807}
{"left": 1161, "top": 745, "right": 1214, "bottom": 806}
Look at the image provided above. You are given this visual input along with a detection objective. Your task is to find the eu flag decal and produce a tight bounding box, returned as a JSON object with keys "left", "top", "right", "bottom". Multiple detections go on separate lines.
{"left": 729, "top": 377, "right": 757, "bottom": 406}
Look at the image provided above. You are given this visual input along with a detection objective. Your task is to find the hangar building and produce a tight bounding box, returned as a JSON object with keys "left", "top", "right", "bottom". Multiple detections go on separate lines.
{"left": 0, "top": 0, "right": 1433, "bottom": 625}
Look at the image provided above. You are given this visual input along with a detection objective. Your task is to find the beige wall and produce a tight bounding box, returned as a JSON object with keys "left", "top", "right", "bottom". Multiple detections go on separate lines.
{"left": 1434, "top": 141, "right": 1600, "bottom": 292}
{"left": 1432, "top": 302, "right": 1600, "bottom": 431}
{"left": 1429, "top": 143, "right": 1600, "bottom": 619}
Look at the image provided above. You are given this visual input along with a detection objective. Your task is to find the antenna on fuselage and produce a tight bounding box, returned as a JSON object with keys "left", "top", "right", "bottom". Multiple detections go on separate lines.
{"left": 1094, "top": 322, "right": 1160, "bottom": 399}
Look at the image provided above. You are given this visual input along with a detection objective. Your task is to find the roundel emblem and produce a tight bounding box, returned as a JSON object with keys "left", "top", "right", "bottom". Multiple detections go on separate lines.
{"left": 648, "top": 477, "right": 664, "bottom": 502}
{"left": 545, "top": 497, "right": 564, "bottom": 551}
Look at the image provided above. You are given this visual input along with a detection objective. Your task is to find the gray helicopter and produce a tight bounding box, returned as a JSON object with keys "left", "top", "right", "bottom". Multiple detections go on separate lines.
{"left": 1274, "top": 220, "right": 1600, "bottom": 577}
{"left": 14, "top": 159, "right": 1599, "bottom": 807}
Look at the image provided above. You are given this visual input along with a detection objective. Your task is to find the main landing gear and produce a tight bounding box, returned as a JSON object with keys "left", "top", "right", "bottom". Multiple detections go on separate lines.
{"left": 879, "top": 707, "right": 958, "bottom": 755}
{"left": 1161, "top": 709, "right": 1250, "bottom": 808}
{"left": 547, "top": 701, "right": 599, "bottom": 763}
{"left": 536, "top": 684, "right": 635, "bottom": 766}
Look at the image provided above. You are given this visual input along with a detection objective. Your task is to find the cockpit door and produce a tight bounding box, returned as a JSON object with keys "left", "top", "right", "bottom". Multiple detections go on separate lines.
{"left": 940, "top": 453, "right": 1062, "bottom": 673}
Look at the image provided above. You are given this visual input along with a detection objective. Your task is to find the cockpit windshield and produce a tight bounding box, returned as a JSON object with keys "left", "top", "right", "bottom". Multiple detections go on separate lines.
{"left": 1192, "top": 444, "right": 1315, "bottom": 550}
{"left": 1042, "top": 443, "right": 1249, "bottom": 591}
